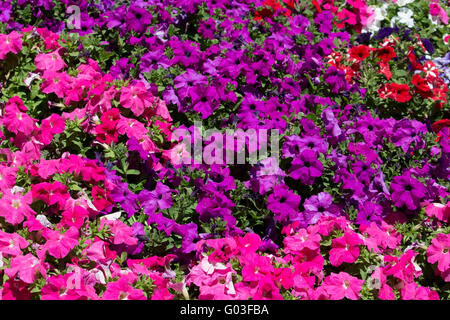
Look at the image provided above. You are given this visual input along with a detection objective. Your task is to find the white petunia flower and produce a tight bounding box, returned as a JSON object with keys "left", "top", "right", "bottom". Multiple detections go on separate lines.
{"left": 391, "top": 7, "right": 415, "bottom": 28}
{"left": 363, "top": 4, "right": 389, "bottom": 33}
{"left": 396, "top": 0, "right": 415, "bottom": 7}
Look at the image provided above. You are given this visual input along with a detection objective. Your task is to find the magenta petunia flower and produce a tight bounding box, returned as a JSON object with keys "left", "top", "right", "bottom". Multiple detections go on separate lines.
{"left": 0, "top": 31, "right": 22, "bottom": 59}
{"left": 427, "top": 233, "right": 450, "bottom": 273}
{"left": 322, "top": 272, "right": 364, "bottom": 300}
{"left": 329, "top": 230, "right": 363, "bottom": 267}
{"left": 5, "top": 253, "right": 47, "bottom": 284}
{"left": 3, "top": 97, "right": 36, "bottom": 136}
{"left": 401, "top": 282, "right": 439, "bottom": 300}
{"left": 0, "top": 190, "right": 35, "bottom": 225}
{"left": 40, "top": 70, "right": 72, "bottom": 98}
{"left": 41, "top": 227, "right": 79, "bottom": 259}
{"left": 120, "top": 81, "right": 155, "bottom": 117}
{"left": 0, "top": 230, "right": 29, "bottom": 257}
{"left": 289, "top": 149, "right": 324, "bottom": 185}
{"left": 267, "top": 184, "right": 301, "bottom": 223}
{"left": 35, "top": 50, "right": 67, "bottom": 72}
{"left": 102, "top": 276, "right": 146, "bottom": 300}
{"left": 390, "top": 173, "right": 427, "bottom": 210}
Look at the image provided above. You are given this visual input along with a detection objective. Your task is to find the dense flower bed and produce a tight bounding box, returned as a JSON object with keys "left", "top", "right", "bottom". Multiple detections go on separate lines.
{"left": 0, "top": 0, "right": 449, "bottom": 300}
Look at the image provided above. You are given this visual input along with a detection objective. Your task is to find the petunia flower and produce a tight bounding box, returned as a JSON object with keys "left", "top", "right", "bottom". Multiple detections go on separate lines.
{"left": 0, "top": 190, "right": 35, "bottom": 225}
{"left": 390, "top": 173, "right": 427, "bottom": 210}
{"left": 40, "top": 70, "right": 72, "bottom": 98}
{"left": 0, "top": 230, "right": 29, "bottom": 257}
{"left": 35, "top": 50, "right": 67, "bottom": 72}
{"left": 102, "top": 276, "right": 146, "bottom": 300}
{"left": 41, "top": 227, "right": 79, "bottom": 259}
{"left": 322, "top": 272, "right": 364, "bottom": 300}
{"left": 300, "top": 192, "right": 340, "bottom": 227}
{"left": 5, "top": 253, "right": 47, "bottom": 284}
{"left": 289, "top": 149, "right": 324, "bottom": 185}
{"left": 427, "top": 233, "right": 450, "bottom": 273}
{"left": 3, "top": 98, "right": 36, "bottom": 136}
{"left": 329, "top": 230, "right": 363, "bottom": 266}
{"left": 120, "top": 81, "right": 155, "bottom": 117}
{"left": 0, "top": 31, "right": 22, "bottom": 59}
{"left": 266, "top": 184, "right": 301, "bottom": 223}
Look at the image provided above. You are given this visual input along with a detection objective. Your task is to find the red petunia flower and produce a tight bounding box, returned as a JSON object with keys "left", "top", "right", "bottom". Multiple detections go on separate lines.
{"left": 390, "top": 83, "right": 412, "bottom": 102}
{"left": 349, "top": 45, "right": 371, "bottom": 61}
{"left": 411, "top": 74, "right": 433, "bottom": 99}
{"left": 378, "top": 83, "right": 412, "bottom": 102}
{"left": 376, "top": 46, "right": 396, "bottom": 63}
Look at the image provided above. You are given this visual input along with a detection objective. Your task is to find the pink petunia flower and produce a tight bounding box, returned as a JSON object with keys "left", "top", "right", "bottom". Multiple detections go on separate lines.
{"left": 116, "top": 117, "right": 148, "bottom": 138}
{"left": 0, "top": 230, "right": 29, "bottom": 257}
{"left": 0, "top": 190, "right": 35, "bottom": 225}
{"left": 41, "top": 273, "right": 98, "bottom": 300}
{"left": 120, "top": 81, "right": 155, "bottom": 116}
{"left": 383, "top": 250, "right": 422, "bottom": 284}
{"left": 84, "top": 238, "right": 117, "bottom": 263}
{"left": 370, "top": 266, "right": 396, "bottom": 300}
{"left": 0, "top": 165, "right": 18, "bottom": 192}
{"left": 0, "top": 279, "right": 32, "bottom": 300}
{"left": 41, "top": 226, "right": 79, "bottom": 259}
{"left": 283, "top": 228, "right": 321, "bottom": 254}
{"left": 429, "top": 3, "right": 449, "bottom": 25}
{"left": 291, "top": 274, "right": 315, "bottom": 298}
{"left": 425, "top": 203, "right": 450, "bottom": 223}
{"left": 61, "top": 205, "right": 89, "bottom": 229}
{"left": 101, "top": 276, "right": 146, "bottom": 300}
{"left": 361, "top": 221, "right": 402, "bottom": 252}
{"left": 40, "top": 70, "right": 72, "bottom": 98}
{"left": 3, "top": 97, "right": 36, "bottom": 136}
{"left": 31, "top": 181, "right": 70, "bottom": 209}
{"left": 241, "top": 254, "right": 275, "bottom": 282}
{"left": 322, "top": 272, "right": 364, "bottom": 300}
{"left": 427, "top": 233, "right": 450, "bottom": 273}
{"left": 38, "top": 113, "right": 66, "bottom": 145}
{"left": 253, "top": 278, "right": 283, "bottom": 300}
{"left": 5, "top": 253, "right": 47, "bottom": 284}
{"left": 0, "top": 31, "right": 23, "bottom": 59}
{"left": 236, "top": 232, "right": 262, "bottom": 256}
{"left": 80, "top": 161, "right": 106, "bottom": 183}
{"left": 36, "top": 28, "right": 60, "bottom": 50}
{"left": 91, "top": 186, "right": 113, "bottom": 211}
{"left": 329, "top": 230, "right": 363, "bottom": 266}
{"left": 100, "top": 219, "right": 138, "bottom": 246}
{"left": 401, "top": 282, "right": 439, "bottom": 300}
{"left": 35, "top": 50, "right": 67, "bottom": 72}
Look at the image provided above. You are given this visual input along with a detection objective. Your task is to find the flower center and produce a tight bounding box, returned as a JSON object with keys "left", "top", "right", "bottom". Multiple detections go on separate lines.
{"left": 119, "top": 292, "right": 129, "bottom": 300}
{"left": 11, "top": 199, "right": 21, "bottom": 209}
{"left": 343, "top": 281, "right": 350, "bottom": 289}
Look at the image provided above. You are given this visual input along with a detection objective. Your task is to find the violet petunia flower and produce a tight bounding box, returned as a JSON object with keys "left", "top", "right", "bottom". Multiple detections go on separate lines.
{"left": 390, "top": 173, "right": 427, "bottom": 211}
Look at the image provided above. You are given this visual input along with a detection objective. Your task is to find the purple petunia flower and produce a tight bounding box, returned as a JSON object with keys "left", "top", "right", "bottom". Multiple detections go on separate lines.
{"left": 323, "top": 67, "right": 349, "bottom": 94}
{"left": 198, "top": 17, "right": 217, "bottom": 39}
{"left": 173, "top": 68, "right": 208, "bottom": 100}
{"left": 138, "top": 182, "right": 173, "bottom": 214}
{"left": 267, "top": 184, "right": 301, "bottom": 223}
{"left": 355, "top": 201, "right": 384, "bottom": 226}
{"left": 140, "top": 49, "right": 170, "bottom": 72}
{"left": 110, "top": 182, "right": 139, "bottom": 217}
{"left": 390, "top": 119, "right": 427, "bottom": 153}
{"left": 390, "top": 173, "right": 427, "bottom": 211}
{"left": 109, "top": 58, "right": 135, "bottom": 80}
{"left": 314, "top": 11, "right": 333, "bottom": 34}
{"left": 126, "top": 5, "right": 152, "bottom": 34}
{"left": 289, "top": 149, "right": 324, "bottom": 185}
{"left": 298, "top": 192, "right": 340, "bottom": 227}
{"left": 0, "top": 1, "right": 12, "bottom": 23}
